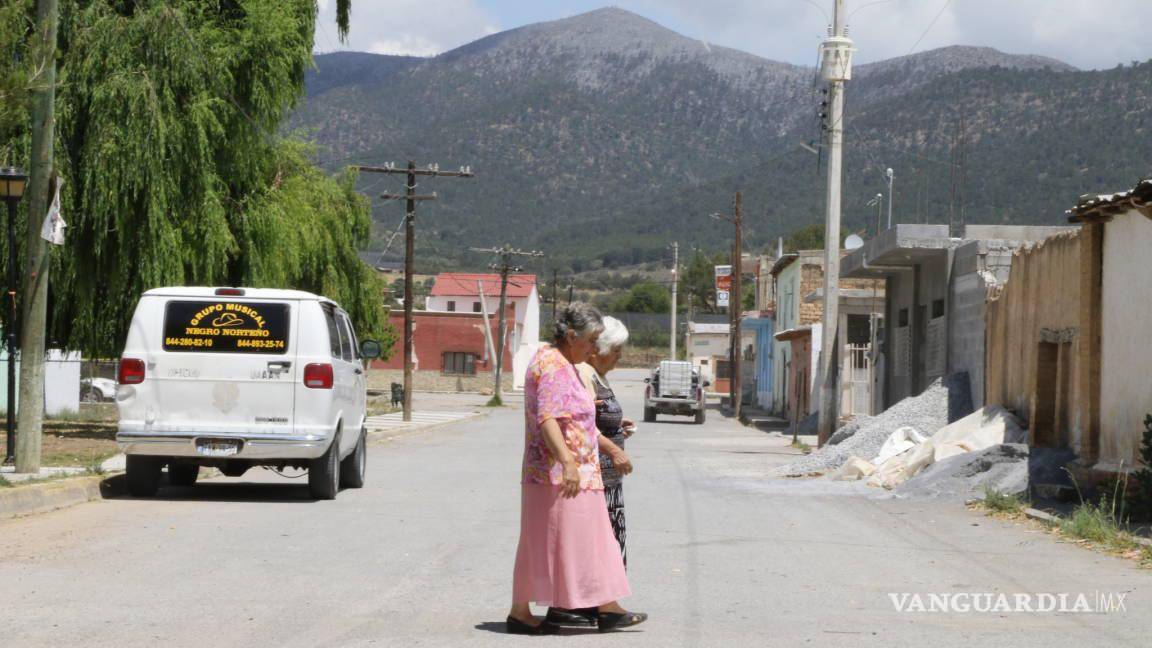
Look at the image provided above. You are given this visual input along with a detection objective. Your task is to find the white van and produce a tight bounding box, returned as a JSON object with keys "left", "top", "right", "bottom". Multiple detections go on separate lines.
{"left": 116, "top": 287, "right": 383, "bottom": 500}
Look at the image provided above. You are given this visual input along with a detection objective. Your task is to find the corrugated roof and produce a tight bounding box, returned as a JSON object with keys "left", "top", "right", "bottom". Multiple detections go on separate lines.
{"left": 1068, "top": 177, "right": 1152, "bottom": 223}
{"left": 430, "top": 273, "right": 537, "bottom": 298}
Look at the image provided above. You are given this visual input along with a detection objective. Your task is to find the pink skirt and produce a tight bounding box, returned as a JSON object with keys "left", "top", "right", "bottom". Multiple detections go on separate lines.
{"left": 512, "top": 484, "right": 631, "bottom": 609}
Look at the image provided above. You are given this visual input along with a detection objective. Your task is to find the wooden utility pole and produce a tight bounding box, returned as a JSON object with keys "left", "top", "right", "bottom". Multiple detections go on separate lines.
{"left": 471, "top": 245, "right": 543, "bottom": 404}
{"left": 730, "top": 193, "right": 743, "bottom": 421}
{"left": 357, "top": 161, "right": 473, "bottom": 422}
{"left": 816, "top": 0, "right": 853, "bottom": 446}
{"left": 16, "top": 0, "right": 60, "bottom": 472}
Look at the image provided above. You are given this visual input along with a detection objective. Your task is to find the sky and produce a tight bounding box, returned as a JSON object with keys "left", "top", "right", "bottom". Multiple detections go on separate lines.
{"left": 314, "top": 0, "right": 1150, "bottom": 70}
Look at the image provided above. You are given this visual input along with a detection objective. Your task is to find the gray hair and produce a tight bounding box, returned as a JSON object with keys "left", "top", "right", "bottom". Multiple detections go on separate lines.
{"left": 553, "top": 302, "right": 604, "bottom": 344}
{"left": 596, "top": 316, "right": 629, "bottom": 354}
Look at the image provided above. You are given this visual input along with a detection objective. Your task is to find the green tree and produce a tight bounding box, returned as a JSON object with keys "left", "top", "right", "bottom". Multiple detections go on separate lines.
{"left": 0, "top": 0, "right": 395, "bottom": 357}
{"left": 681, "top": 250, "right": 726, "bottom": 314}
{"left": 614, "top": 281, "right": 670, "bottom": 314}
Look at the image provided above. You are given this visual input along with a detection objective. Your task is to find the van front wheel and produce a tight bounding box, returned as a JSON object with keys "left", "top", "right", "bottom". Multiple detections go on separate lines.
{"left": 126, "top": 455, "right": 162, "bottom": 497}
{"left": 339, "top": 427, "right": 367, "bottom": 489}
{"left": 309, "top": 432, "right": 340, "bottom": 500}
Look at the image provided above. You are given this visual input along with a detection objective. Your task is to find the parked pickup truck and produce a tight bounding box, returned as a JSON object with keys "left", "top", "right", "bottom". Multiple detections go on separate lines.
{"left": 642, "top": 360, "right": 708, "bottom": 424}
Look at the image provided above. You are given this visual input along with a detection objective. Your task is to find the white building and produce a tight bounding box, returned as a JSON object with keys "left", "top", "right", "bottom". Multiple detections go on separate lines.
{"left": 684, "top": 321, "right": 728, "bottom": 386}
{"left": 426, "top": 273, "right": 541, "bottom": 390}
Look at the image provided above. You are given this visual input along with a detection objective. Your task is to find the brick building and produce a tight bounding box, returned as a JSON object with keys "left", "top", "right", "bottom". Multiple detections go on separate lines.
{"left": 373, "top": 308, "right": 514, "bottom": 392}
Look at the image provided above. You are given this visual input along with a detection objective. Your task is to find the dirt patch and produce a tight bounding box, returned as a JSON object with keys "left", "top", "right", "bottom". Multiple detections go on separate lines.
{"left": 1, "top": 412, "right": 118, "bottom": 468}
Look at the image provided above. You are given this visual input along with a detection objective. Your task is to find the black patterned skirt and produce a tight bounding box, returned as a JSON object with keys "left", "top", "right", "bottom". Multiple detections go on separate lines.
{"left": 604, "top": 479, "right": 626, "bottom": 568}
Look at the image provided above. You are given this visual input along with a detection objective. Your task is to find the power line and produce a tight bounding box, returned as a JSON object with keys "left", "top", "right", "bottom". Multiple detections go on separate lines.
{"left": 906, "top": 0, "right": 952, "bottom": 57}
{"left": 357, "top": 161, "right": 475, "bottom": 422}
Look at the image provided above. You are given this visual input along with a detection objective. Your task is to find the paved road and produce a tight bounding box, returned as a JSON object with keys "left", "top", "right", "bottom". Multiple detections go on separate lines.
{"left": 2, "top": 369, "right": 1150, "bottom": 647}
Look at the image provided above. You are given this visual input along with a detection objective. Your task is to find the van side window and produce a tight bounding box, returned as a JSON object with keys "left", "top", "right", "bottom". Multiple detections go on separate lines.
{"left": 337, "top": 313, "right": 355, "bottom": 361}
{"left": 342, "top": 313, "right": 360, "bottom": 360}
{"left": 322, "top": 306, "right": 342, "bottom": 358}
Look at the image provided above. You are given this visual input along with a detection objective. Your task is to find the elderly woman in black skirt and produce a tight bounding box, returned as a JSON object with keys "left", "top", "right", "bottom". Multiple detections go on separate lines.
{"left": 545, "top": 316, "right": 637, "bottom": 629}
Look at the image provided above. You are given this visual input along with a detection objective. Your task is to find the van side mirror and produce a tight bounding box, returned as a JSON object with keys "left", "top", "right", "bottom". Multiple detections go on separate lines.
{"left": 704, "top": 380, "right": 712, "bottom": 388}
{"left": 360, "top": 339, "right": 383, "bottom": 360}
{"left": 643, "top": 378, "right": 650, "bottom": 383}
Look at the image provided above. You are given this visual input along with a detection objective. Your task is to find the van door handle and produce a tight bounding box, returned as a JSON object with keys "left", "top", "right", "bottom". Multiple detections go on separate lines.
{"left": 268, "top": 361, "right": 292, "bottom": 373}
{"left": 354, "top": 367, "right": 363, "bottom": 375}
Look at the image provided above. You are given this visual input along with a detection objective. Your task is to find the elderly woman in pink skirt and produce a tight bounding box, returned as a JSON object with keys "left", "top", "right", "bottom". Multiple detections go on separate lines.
{"left": 507, "top": 303, "right": 648, "bottom": 635}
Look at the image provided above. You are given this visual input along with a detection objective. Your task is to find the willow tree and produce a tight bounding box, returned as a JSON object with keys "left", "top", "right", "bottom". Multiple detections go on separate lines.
{"left": 42, "top": 0, "right": 392, "bottom": 357}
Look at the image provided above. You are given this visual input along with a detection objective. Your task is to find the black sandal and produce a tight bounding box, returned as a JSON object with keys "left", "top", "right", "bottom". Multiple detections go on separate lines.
{"left": 506, "top": 615, "right": 559, "bottom": 635}
{"left": 545, "top": 607, "right": 598, "bottom": 627}
{"left": 597, "top": 610, "right": 648, "bottom": 632}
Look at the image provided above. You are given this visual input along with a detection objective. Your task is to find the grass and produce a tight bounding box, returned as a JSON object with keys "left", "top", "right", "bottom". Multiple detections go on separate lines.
{"left": 981, "top": 487, "right": 1027, "bottom": 514}
{"left": 791, "top": 440, "right": 812, "bottom": 454}
{"left": 0, "top": 473, "right": 10, "bottom": 488}
{"left": 486, "top": 394, "right": 504, "bottom": 407}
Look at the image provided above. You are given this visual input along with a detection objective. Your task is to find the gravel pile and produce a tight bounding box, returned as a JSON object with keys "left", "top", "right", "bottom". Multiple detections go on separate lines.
{"left": 772, "top": 379, "right": 950, "bottom": 477}
{"left": 892, "top": 444, "right": 1029, "bottom": 500}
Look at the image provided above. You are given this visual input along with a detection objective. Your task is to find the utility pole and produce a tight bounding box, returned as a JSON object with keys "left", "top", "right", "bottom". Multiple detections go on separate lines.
{"left": 16, "top": 0, "right": 61, "bottom": 473}
{"left": 669, "top": 241, "right": 679, "bottom": 360}
{"left": 550, "top": 269, "right": 558, "bottom": 331}
{"left": 731, "top": 193, "right": 743, "bottom": 421}
{"left": 357, "top": 161, "right": 473, "bottom": 422}
{"left": 885, "top": 167, "right": 895, "bottom": 230}
{"left": 711, "top": 195, "right": 743, "bottom": 419}
{"left": 816, "top": 0, "right": 853, "bottom": 446}
{"left": 470, "top": 245, "right": 543, "bottom": 405}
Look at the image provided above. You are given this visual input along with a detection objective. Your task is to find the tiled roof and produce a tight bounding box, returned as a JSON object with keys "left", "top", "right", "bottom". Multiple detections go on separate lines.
{"left": 1068, "top": 178, "right": 1152, "bottom": 223}
{"left": 430, "top": 273, "right": 537, "bottom": 298}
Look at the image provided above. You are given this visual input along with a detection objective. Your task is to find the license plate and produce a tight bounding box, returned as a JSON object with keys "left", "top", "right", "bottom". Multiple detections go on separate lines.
{"left": 196, "top": 439, "right": 241, "bottom": 457}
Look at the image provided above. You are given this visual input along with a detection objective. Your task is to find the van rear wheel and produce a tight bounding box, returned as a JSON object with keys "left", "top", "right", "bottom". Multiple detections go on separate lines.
{"left": 694, "top": 407, "right": 706, "bottom": 424}
{"left": 339, "top": 427, "right": 367, "bottom": 489}
{"left": 309, "top": 432, "right": 340, "bottom": 500}
{"left": 643, "top": 407, "right": 656, "bottom": 423}
{"left": 126, "top": 455, "right": 162, "bottom": 497}
{"left": 168, "top": 463, "right": 199, "bottom": 487}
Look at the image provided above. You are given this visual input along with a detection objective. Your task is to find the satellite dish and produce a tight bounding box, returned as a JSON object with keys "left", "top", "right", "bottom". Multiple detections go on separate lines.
{"left": 845, "top": 234, "right": 865, "bottom": 250}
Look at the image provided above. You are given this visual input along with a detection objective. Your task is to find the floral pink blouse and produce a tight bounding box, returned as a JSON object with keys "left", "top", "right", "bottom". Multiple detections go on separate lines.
{"left": 522, "top": 345, "right": 603, "bottom": 491}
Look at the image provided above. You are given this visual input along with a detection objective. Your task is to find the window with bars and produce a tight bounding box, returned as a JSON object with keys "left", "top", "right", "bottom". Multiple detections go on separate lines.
{"left": 442, "top": 351, "right": 477, "bottom": 375}
{"left": 446, "top": 300, "right": 456, "bottom": 312}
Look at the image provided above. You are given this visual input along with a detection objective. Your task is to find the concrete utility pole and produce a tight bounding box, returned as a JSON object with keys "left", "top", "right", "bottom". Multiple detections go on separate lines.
{"left": 470, "top": 245, "right": 543, "bottom": 405}
{"left": 357, "top": 161, "right": 473, "bottom": 422}
{"left": 669, "top": 241, "right": 678, "bottom": 360}
{"left": 885, "top": 167, "right": 895, "bottom": 230}
{"left": 16, "top": 0, "right": 61, "bottom": 472}
{"left": 816, "top": 0, "right": 853, "bottom": 446}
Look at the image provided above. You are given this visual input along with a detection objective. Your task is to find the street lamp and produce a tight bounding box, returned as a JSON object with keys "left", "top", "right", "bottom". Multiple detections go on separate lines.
{"left": 0, "top": 167, "right": 26, "bottom": 466}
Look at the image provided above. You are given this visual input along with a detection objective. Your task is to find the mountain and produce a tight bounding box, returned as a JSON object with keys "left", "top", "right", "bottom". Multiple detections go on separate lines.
{"left": 290, "top": 8, "right": 1149, "bottom": 272}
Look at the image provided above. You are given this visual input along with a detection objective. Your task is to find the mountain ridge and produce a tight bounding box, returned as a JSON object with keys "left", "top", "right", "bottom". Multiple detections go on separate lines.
{"left": 290, "top": 8, "right": 1146, "bottom": 272}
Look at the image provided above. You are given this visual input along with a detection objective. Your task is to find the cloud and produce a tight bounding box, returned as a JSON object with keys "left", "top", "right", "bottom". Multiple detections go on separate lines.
{"left": 313, "top": 0, "right": 499, "bottom": 56}
{"left": 618, "top": 0, "right": 1150, "bottom": 69}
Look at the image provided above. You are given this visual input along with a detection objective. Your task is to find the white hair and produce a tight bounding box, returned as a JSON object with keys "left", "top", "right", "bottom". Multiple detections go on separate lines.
{"left": 596, "top": 316, "right": 629, "bottom": 354}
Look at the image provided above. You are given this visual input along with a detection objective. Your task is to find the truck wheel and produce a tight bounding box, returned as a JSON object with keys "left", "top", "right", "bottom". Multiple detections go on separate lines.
{"left": 695, "top": 407, "right": 706, "bottom": 424}
{"left": 126, "top": 455, "right": 162, "bottom": 497}
{"left": 643, "top": 407, "right": 656, "bottom": 423}
{"left": 168, "top": 463, "right": 199, "bottom": 487}
{"left": 339, "top": 427, "right": 367, "bottom": 489}
{"left": 309, "top": 432, "right": 341, "bottom": 500}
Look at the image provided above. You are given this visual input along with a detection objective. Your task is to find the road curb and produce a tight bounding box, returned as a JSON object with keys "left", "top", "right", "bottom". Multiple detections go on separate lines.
{"left": 0, "top": 473, "right": 126, "bottom": 520}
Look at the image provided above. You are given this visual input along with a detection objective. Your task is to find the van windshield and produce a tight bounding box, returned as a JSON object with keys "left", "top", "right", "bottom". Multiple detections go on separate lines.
{"left": 162, "top": 300, "right": 290, "bottom": 354}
